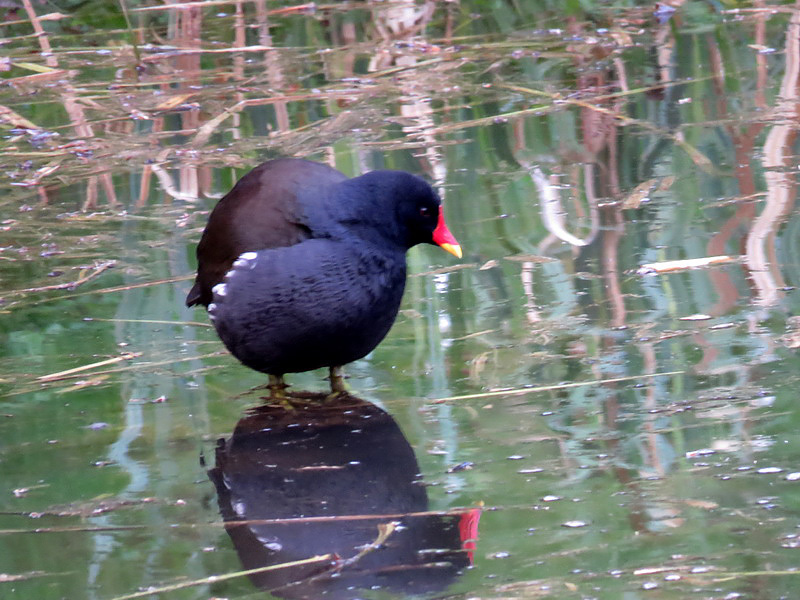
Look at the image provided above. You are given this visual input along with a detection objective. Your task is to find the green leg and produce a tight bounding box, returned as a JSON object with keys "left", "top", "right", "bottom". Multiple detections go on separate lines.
{"left": 328, "top": 366, "right": 347, "bottom": 397}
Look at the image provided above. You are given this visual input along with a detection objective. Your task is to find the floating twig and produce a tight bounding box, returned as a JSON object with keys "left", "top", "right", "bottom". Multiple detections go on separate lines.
{"left": 0, "top": 571, "right": 48, "bottom": 582}
{"left": 0, "top": 11, "right": 68, "bottom": 27}
{"left": 84, "top": 317, "right": 212, "bottom": 328}
{"left": 37, "top": 352, "right": 142, "bottom": 382}
{"left": 0, "top": 508, "right": 474, "bottom": 536}
{"left": 0, "top": 104, "right": 41, "bottom": 129}
{"left": 6, "top": 274, "right": 194, "bottom": 310}
{"left": 0, "top": 525, "right": 143, "bottom": 535}
{"left": 108, "top": 554, "right": 336, "bottom": 600}
{"left": 330, "top": 521, "right": 398, "bottom": 572}
{"left": 636, "top": 255, "right": 739, "bottom": 275}
{"left": 432, "top": 370, "right": 684, "bottom": 403}
{"left": 413, "top": 263, "right": 477, "bottom": 277}
{"left": 2, "top": 261, "right": 116, "bottom": 297}
{"left": 131, "top": 1, "right": 315, "bottom": 14}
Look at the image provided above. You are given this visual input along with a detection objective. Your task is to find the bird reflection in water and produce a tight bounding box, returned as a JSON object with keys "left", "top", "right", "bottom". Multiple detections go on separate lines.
{"left": 208, "top": 393, "right": 480, "bottom": 599}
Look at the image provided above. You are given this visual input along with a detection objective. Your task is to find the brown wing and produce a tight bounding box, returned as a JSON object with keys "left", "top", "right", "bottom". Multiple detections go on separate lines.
{"left": 186, "top": 159, "right": 348, "bottom": 307}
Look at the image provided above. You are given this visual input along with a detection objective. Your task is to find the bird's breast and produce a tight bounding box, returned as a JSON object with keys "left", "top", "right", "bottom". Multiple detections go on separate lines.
{"left": 208, "top": 241, "right": 408, "bottom": 374}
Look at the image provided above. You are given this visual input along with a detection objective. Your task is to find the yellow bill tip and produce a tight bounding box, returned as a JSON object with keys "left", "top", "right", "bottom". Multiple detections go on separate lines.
{"left": 439, "top": 242, "right": 463, "bottom": 259}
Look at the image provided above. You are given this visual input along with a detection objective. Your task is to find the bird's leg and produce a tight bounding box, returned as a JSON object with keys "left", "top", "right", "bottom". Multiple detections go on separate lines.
{"left": 327, "top": 366, "right": 347, "bottom": 399}
{"left": 267, "top": 373, "right": 288, "bottom": 398}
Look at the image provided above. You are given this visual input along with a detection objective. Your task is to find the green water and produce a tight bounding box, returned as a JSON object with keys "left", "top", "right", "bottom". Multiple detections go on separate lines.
{"left": 3, "top": 1, "right": 800, "bottom": 598}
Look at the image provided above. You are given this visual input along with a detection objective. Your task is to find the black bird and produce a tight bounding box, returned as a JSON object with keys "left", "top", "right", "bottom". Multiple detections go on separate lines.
{"left": 186, "top": 158, "right": 461, "bottom": 394}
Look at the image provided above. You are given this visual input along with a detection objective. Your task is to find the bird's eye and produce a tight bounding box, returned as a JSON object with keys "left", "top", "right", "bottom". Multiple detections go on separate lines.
{"left": 419, "top": 207, "right": 431, "bottom": 218}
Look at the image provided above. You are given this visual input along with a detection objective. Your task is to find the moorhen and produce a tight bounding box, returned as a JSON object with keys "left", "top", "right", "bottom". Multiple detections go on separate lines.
{"left": 186, "top": 158, "right": 461, "bottom": 394}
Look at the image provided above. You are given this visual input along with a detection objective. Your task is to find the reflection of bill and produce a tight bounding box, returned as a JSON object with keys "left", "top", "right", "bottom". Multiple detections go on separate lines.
{"left": 208, "top": 394, "right": 480, "bottom": 600}
{"left": 458, "top": 506, "right": 481, "bottom": 564}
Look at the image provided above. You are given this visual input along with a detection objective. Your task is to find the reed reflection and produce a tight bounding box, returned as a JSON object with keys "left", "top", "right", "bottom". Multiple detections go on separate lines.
{"left": 208, "top": 393, "right": 479, "bottom": 599}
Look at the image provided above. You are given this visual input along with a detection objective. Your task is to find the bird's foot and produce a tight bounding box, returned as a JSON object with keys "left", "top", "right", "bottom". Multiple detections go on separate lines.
{"left": 267, "top": 374, "right": 289, "bottom": 399}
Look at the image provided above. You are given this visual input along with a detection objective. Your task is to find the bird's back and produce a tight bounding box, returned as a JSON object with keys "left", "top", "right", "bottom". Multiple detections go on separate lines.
{"left": 186, "top": 159, "right": 348, "bottom": 307}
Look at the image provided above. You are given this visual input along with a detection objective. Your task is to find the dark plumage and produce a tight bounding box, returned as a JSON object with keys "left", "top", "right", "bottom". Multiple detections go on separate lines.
{"left": 186, "top": 158, "right": 461, "bottom": 393}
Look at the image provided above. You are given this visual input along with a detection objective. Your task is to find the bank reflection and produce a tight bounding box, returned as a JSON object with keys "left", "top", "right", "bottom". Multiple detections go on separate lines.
{"left": 209, "top": 394, "right": 480, "bottom": 599}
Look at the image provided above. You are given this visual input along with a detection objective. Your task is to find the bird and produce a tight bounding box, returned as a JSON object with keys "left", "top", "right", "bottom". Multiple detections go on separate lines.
{"left": 186, "top": 158, "right": 461, "bottom": 395}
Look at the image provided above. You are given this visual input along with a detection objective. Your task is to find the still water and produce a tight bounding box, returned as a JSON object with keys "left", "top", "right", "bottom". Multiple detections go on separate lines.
{"left": 2, "top": 1, "right": 800, "bottom": 598}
